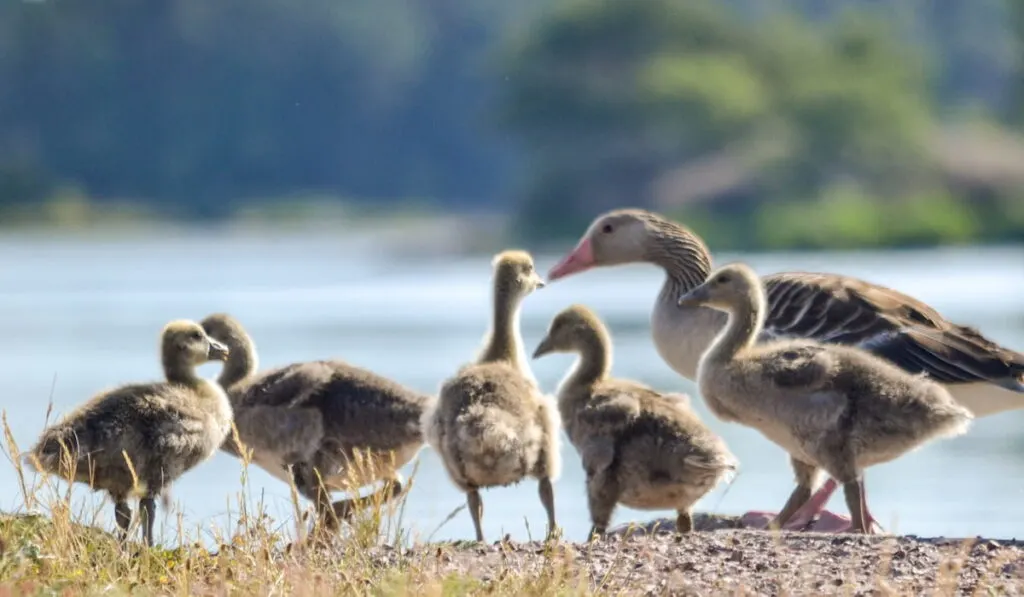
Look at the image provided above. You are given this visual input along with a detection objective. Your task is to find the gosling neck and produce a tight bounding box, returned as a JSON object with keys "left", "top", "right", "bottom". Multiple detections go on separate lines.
{"left": 645, "top": 220, "right": 714, "bottom": 302}
{"left": 163, "top": 354, "right": 201, "bottom": 386}
{"left": 567, "top": 328, "right": 613, "bottom": 389}
{"left": 480, "top": 287, "right": 525, "bottom": 367}
{"left": 704, "top": 296, "right": 764, "bottom": 366}
{"left": 218, "top": 333, "right": 258, "bottom": 390}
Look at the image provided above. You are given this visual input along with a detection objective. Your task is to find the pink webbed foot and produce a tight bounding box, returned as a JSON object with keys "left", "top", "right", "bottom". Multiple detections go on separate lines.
{"left": 739, "top": 511, "right": 777, "bottom": 529}
{"left": 816, "top": 515, "right": 883, "bottom": 534}
{"left": 739, "top": 509, "right": 858, "bottom": 532}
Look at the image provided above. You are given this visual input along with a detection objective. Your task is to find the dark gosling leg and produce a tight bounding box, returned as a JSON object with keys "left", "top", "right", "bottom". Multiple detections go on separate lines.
{"left": 467, "top": 488, "right": 485, "bottom": 543}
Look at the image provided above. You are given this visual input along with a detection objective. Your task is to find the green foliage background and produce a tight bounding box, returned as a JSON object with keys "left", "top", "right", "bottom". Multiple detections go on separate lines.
{"left": 0, "top": 0, "right": 1021, "bottom": 249}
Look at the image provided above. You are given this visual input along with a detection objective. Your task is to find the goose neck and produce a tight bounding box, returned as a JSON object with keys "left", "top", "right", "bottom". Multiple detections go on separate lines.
{"left": 163, "top": 355, "right": 200, "bottom": 386}
{"left": 567, "top": 330, "right": 612, "bottom": 388}
{"left": 480, "top": 290, "right": 524, "bottom": 366}
{"left": 219, "top": 336, "right": 258, "bottom": 390}
{"left": 645, "top": 224, "right": 713, "bottom": 295}
{"left": 705, "top": 300, "right": 763, "bottom": 365}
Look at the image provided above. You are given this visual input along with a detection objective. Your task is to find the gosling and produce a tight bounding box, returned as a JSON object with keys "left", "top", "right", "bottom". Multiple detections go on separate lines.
{"left": 677, "top": 263, "right": 973, "bottom": 533}
{"left": 27, "top": 320, "right": 232, "bottom": 546}
{"left": 201, "top": 313, "right": 434, "bottom": 532}
{"left": 422, "top": 250, "right": 560, "bottom": 542}
{"left": 533, "top": 304, "right": 737, "bottom": 538}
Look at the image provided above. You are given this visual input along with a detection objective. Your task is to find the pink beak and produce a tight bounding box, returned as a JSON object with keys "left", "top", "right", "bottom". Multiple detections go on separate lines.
{"left": 548, "top": 237, "right": 596, "bottom": 281}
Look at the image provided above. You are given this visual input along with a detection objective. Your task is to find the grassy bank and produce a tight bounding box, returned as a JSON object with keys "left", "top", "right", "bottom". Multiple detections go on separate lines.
{"left": 4, "top": 414, "right": 1024, "bottom": 596}
{"left": 5, "top": 510, "right": 1024, "bottom": 596}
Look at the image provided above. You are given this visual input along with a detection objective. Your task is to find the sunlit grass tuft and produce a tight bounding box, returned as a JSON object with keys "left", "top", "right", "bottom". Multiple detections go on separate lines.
{"left": 4, "top": 403, "right": 1022, "bottom": 596}
{"left": 0, "top": 408, "right": 603, "bottom": 596}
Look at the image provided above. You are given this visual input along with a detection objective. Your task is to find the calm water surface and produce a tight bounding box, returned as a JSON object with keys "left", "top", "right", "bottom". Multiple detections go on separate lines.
{"left": 1, "top": 231, "right": 1023, "bottom": 544}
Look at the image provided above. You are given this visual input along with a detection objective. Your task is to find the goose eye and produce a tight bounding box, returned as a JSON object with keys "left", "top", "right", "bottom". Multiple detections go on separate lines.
{"left": 716, "top": 274, "right": 730, "bottom": 284}
{"left": 601, "top": 223, "right": 613, "bottom": 234}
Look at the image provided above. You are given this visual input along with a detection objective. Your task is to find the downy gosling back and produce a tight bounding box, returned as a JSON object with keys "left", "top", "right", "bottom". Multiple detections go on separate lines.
{"left": 201, "top": 312, "right": 433, "bottom": 534}
{"left": 28, "top": 320, "right": 232, "bottom": 546}
{"left": 533, "top": 304, "right": 737, "bottom": 537}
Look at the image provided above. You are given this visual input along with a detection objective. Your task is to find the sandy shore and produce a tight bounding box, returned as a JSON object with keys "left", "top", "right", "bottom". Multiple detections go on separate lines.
{"left": 362, "top": 514, "right": 1024, "bottom": 595}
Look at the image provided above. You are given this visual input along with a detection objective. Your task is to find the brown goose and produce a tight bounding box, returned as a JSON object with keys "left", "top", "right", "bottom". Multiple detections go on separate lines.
{"left": 200, "top": 313, "right": 434, "bottom": 533}
{"left": 547, "top": 208, "right": 1023, "bottom": 529}
{"left": 422, "top": 250, "right": 561, "bottom": 542}
{"left": 27, "top": 320, "right": 232, "bottom": 546}
{"left": 533, "top": 304, "right": 736, "bottom": 537}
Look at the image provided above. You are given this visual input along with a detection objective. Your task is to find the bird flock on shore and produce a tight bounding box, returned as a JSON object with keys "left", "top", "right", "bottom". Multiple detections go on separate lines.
{"left": 24, "top": 208, "right": 1024, "bottom": 547}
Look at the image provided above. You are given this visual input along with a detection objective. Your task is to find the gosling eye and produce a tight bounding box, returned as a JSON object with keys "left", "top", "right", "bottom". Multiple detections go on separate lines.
{"left": 601, "top": 223, "right": 613, "bottom": 234}
{"left": 715, "top": 274, "right": 730, "bottom": 284}
{"left": 190, "top": 331, "right": 203, "bottom": 341}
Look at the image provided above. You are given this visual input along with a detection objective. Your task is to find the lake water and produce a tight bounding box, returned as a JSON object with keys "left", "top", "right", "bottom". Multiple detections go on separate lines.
{"left": 1, "top": 230, "right": 1023, "bottom": 545}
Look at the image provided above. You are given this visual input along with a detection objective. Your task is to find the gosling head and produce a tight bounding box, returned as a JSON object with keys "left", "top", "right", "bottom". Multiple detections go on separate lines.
{"left": 200, "top": 313, "right": 249, "bottom": 349}
{"left": 161, "top": 320, "right": 230, "bottom": 365}
{"left": 533, "top": 304, "right": 607, "bottom": 359}
{"left": 676, "top": 263, "right": 763, "bottom": 313}
{"left": 492, "top": 249, "right": 546, "bottom": 300}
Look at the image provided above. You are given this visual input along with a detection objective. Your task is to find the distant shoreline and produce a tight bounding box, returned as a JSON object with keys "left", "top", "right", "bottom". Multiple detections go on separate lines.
{"left": 3, "top": 197, "right": 1023, "bottom": 255}
{"left": 2, "top": 210, "right": 1022, "bottom": 261}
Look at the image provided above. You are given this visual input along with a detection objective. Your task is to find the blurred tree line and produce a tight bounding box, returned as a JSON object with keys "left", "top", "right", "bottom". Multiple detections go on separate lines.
{"left": 1, "top": 0, "right": 1022, "bottom": 249}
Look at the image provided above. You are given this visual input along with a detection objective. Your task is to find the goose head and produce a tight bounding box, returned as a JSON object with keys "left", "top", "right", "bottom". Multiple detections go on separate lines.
{"left": 548, "top": 210, "right": 655, "bottom": 281}
{"left": 677, "top": 263, "right": 763, "bottom": 313}
{"left": 548, "top": 209, "right": 713, "bottom": 282}
{"left": 201, "top": 313, "right": 254, "bottom": 359}
{"left": 200, "top": 312, "right": 259, "bottom": 386}
{"left": 533, "top": 304, "right": 607, "bottom": 359}
{"left": 492, "top": 249, "right": 546, "bottom": 302}
{"left": 162, "top": 320, "right": 230, "bottom": 365}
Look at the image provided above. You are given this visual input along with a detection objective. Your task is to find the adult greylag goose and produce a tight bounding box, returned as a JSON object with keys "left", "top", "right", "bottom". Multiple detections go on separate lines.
{"left": 533, "top": 304, "right": 736, "bottom": 538}
{"left": 28, "top": 321, "right": 232, "bottom": 546}
{"left": 547, "top": 208, "right": 1023, "bottom": 529}
{"left": 200, "top": 313, "right": 434, "bottom": 534}
{"left": 422, "top": 250, "right": 561, "bottom": 542}
{"left": 677, "top": 263, "right": 972, "bottom": 533}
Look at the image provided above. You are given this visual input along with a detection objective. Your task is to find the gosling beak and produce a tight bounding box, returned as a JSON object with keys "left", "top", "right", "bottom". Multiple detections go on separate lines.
{"left": 533, "top": 273, "right": 547, "bottom": 290}
{"left": 207, "top": 339, "right": 230, "bottom": 361}
{"left": 677, "top": 285, "right": 711, "bottom": 308}
{"left": 532, "top": 336, "right": 554, "bottom": 360}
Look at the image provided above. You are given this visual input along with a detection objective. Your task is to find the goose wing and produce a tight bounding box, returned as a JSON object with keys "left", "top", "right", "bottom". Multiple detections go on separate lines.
{"left": 761, "top": 273, "right": 1024, "bottom": 388}
{"left": 759, "top": 344, "right": 834, "bottom": 389}
{"left": 578, "top": 385, "right": 643, "bottom": 435}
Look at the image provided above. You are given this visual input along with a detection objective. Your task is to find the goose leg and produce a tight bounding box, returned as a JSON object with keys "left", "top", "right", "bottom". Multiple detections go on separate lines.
{"left": 537, "top": 477, "right": 558, "bottom": 540}
{"left": 139, "top": 497, "right": 157, "bottom": 547}
{"left": 676, "top": 509, "right": 693, "bottom": 534}
{"left": 783, "top": 478, "right": 881, "bottom": 533}
{"left": 777, "top": 478, "right": 840, "bottom": 530}
{"left": 113, "top": 499, "right": 132, "bottom": 544}
{"left": 292, "top": 462, "right": 339, "bottom": 535}
{"left": 771, "top": 459, "right": 819, "bottom": 529}
{"left": 842, "top": 479, "right": 873, "bottom": 533}
{"left": 585, "top": 472, "right": 619, "bottom": 540}
{"left": 466, "top": 488, "right": 485, "bottom": 543}
{"left": 741, "top": 459, "right": 847, "bottom": 531}
{"left": 330, "top": 475, "right": 405, "bottom": 521}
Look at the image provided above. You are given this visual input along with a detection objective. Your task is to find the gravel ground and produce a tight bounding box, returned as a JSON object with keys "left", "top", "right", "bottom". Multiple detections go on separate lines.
{"left": 365, "top": 514, "right": 1024, "bottom": 595}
